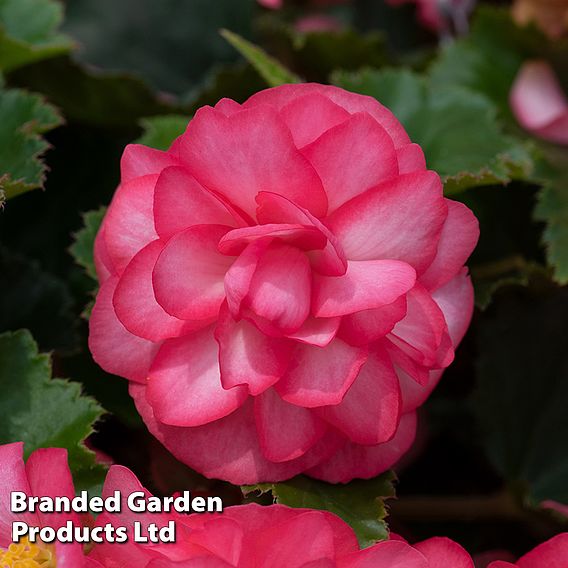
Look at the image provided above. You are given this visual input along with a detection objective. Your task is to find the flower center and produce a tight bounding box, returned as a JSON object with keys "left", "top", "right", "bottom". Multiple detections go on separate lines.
{"left": 0, "top": 537, "right": 56, "bottom": 568}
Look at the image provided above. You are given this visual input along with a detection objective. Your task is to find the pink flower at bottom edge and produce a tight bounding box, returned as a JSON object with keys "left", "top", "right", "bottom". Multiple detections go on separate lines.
{"left": 91, "top": 465, "right": 478, "bottom": 567}
{"left": 510, "top": 60, "right": 568, "bottom": 145}
{"left": 487, "top": 533, "right": 568, "bottom": 567}
{"left": 0, "top": 442, "right": 95, "bottom": 568}
{"left": 89, "top": 82, "right": 479, "bottom": 485}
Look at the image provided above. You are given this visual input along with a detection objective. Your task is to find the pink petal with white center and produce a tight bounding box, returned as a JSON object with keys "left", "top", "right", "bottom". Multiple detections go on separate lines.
{"left": 103, "top": 174, "right": 159, "bottom": 273}
{"left": 153, "top": 166, "right": 239, "bottom": 240}
{"left": 179, "top": 105, "right": 328, "bottom": 218}
{"left": 0, "top": 443, "right": 36, "bottom": 546}
{"left": 255, "top": 388, "right": 327, "bottom": 462}
{"left": 89, "top": 277, "right": 160, "bottom": 383}
{"left": 337, "top": 539, "right": 428, "bottom": 568}
{"left": 114, "top": 240, "right": 212, "bottom": 341}
{"left": 153, "top": 225, "right": 233, "bottom": 321}
{"left": 339, "top": 295, "right": 407, "bottom": 346}
{"left": 120, "top": 144, "right": 179, "bottom": 183}
{"left": 224, "top": 238, "right": 272, "bottom": 317}
{"left": 318, "top": 349, "right": 401, "bottom": 445}
{"left": 390, "top": 283, "right": 452, "bottom": 368}
{"left": 146, "top": 329, "right": 247, "bottom": 427}
{"left": 215, "top": 302, "right": 293, "bottom": 395}
{"left": 302, "top": 112, "right": 398, "bottom": 212}
{"left": 510, "top": 60, "right": 568, "bottom": 145}
{"left": 287, "top": 316, "right": 341, "bottom": 347}
{"left": 396, "top": 143, "right": 426, "bottom": 174}
{"left": 244, "top": 83, "right": 411, "bottom": 148}
{"left": 218, "top": 224, "right": 326, "bottom": 256}
{"left": 414, "top": 537, "right": 474, "bottom": 568}
{"left": 312, "top": 260, "right": 416, "bottom": 318}
{"left": 256, "top": 191, "right": 347, "bottom": 276}
{"left": 275, "top": 338, "right": 367, "bottom": 407}
{"left": 280, "top": 92, "right": 350, "bottom": 148}
{"left": 326, "top": 171, "right": 447, "bottom": 274}
{"left": 130, "top": 388, "right": 344, "bottom": 484}
{"left": 251, "top": 512, "right": 336, "bottom": 568}
{"left": 245, "top": 242, "right": 312, "bottom": 334}
{"left": 307, "top": 412, "right": 417, "bottom": 483}
{"left": 420, "top": 200, "right": 479, "bottom": 292}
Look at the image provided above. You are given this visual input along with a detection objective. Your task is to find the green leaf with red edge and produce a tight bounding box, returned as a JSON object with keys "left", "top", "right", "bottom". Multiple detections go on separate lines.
{"left": 243, "top": 472, "right": 396, "bottom": 548}
{"left": 0, "top": 330, "right": 106, "bottom": 493}
{"left": 0, "top": 83, "right": 63, "bottom": 201}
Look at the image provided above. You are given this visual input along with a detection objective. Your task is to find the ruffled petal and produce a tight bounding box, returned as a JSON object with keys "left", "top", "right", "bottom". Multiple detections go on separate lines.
{"left": 414, "top": 537, "right": 474, "bottom": 568}
{"left": 312, "top": 260, "right": 416, "bottom": 318}
{"left": 326, "top": 171, "right": 447, "bottom": 274}
{"left": 317, "top": 349, "right": 401, "bottom": 445}
{"left": 103, "top": 174, "right": 159, "bottom": 273}
{"left": 275, "top": 338, "right": 367, "bottom": 407}
{"left": 215, "top": 303, "right": 293, "bottom": 395}
{"left": 179, "top": 104, "right": 328, "bottom": 218}
{"left": 146, "top": 329, "right": 247, "bottom": 427}
{"left": 302, "top": 113, "right": 397, "bottom": 212}
{"left": 306, "top": 412, "right": 417, "bottom": 483}
{"left": 280, "top": 92, "right": 351, "bottom": 148}
{"left": 396, "top": 143, "right": 426, "bottom": 174}
{"left": 337, "top": 540, "right": 428, "bottom": 568}
{"left": 420, "top": 200, "right": 479, "bottom": 292}
{"left": 154, "top": 166, "right": 239, "bottom": 240}
{"left": 113, "top": 240, "right": 212, "bottom": 341}
{"left": 287, "top": 316, "right": 341, "bottom": 347}
{"left": 89, "top": 277, "right": 160, "bottom": 383}
{"left": 152, "top": 225, "right": 233, "bottom": 320}
{"left": 255, "top": 388, "right": 327, "bottom": 462}
{"left": 120, "top": 144, "right": 179, "bottom": 183}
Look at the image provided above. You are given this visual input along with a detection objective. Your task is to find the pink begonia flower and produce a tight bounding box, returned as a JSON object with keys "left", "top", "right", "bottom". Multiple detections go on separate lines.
{"left": 0, "top": 442, "right": 100, "bottom": 568}
{"left": 486, "top": 533, "right": 568, "bottom": 567}
{"left": 89, "top": 83, "right": 479, "bottom": 484}
{"left": 258, "top": 0, "right": 283, "bottom": 8}
{"left": 90, "top": 464, "right": 477, "bottom": 567}
{"left": 541, "top": 499, "right": 568, "bottom": 518}
{"left": 510, "top": 60, "right": 568, "bottom": 145}
{"left": 295, "top": 14, "right": 344, "bottom": 33}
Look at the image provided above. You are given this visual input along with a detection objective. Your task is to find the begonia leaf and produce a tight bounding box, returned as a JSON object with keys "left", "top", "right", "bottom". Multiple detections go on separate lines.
{"left": 0, "top": 330, "right": 106, "bottom": 492}
{"left": 0, "top": 0, "right": 72, "bottom": 72}
{"left": 333, "top": 68, "right": 533, "bottom": 193}
{"left": 69, "top": 206, "right": 106, "bottom": 283}
{"left": 136, "top": 115, "right": 189, "bottom": 151}
{"left": 0, "top": 83, "right": 62, "bottom": 200}
{"left": 473, "top": 283, "right": 568, "bottom": 506}
{"left": 243, "top": 472, "right": 396, "bottom": 548}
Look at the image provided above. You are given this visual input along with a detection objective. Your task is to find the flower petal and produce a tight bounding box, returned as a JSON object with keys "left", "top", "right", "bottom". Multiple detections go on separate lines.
{"left": 146, "top": 329, "right": 247, "bottom": 427}
{"left": 517, "top": 533, "right": 568, "bottom": 568}
{"left": 414, "top": 537, "right": 474, "bottom": 568}
{"left": 215, "top": 303, "right": 293, "bottom": 395}
{"left": 255, "top": 388, "right": 327, "bottom": 462}
{"left": 396, "top": 143, "right": 426, "bottom": 174}
{"left": 153, "top": 225, "right": 233, "bottom": 320}
{"left": 326, "top": 171, "right": 447, "bottom": 274}
{"left": 179, "top": 105, "right": 328, "bottom": 218}
{"left": 120, "top": 144, "right": 179, "bottom": 183}
{"left": 420, "top": 200, "right": 479, "bottom": 292}
{"left": 153, "top": 166, "right": 239, "bottom": 240}
{"left": 317, "top": 349, "right": 401, "bottom": 445}
{"left": 275, "top": 338, "right": 367, "bottom": 407}
{"left": 337, "top": 540, "right": 428, "bottom": 568}
{"left": 114, "top": 240, "right": 212, "bottom": 341}
{"left": 312, "top": 260, "right": 416, "bottom": 318}
{"left": 302, "top": 112, "right": 398, "bottom": 212}
{"left": 307, "top": 412, "right": 417, "bottom": 483}
{"left": 89, "top": 277, "right": 160, "bottom": 383}
{"left": 287, "top": 316, "right": 341, "bottom": 347}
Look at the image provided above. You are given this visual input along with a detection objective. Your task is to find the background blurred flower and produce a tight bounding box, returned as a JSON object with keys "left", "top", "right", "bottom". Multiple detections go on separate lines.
{"left": 512, "top": 0, "right": 568, "bottom": 37}
{"left": 510, "top": 60, "right": 568, "bottom": 145}
{"left": 89, "top": 83, "right": 478, "bottom": 485}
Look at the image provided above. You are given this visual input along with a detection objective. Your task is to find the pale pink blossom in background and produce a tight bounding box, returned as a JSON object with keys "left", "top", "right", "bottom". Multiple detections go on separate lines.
{"left": 510, "top": 60, "right": 568, "bottom": 145}
{"left": 90, "top": 83, "right": 478, "bottom": 485}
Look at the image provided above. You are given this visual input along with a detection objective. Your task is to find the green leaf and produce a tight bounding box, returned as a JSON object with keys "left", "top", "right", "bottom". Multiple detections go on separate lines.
{"left": 0, "top": 330, "right": 106, "bottom": 492}
{"left": 243, "top": 472, "right": 396, "bottom": 548}
{"left": 472, "top": 282, "right": 568, "bottom": 507}
{"left": 69, "top": 207, "right": 106, "bottom": 283}
{"left": 0, "top": 84, "right": 63, "bottom": 200}
{"left": 136, "top": 115, "right": 190, "bottom": 151}
{"left": 333, "top": 68, "right": 533, "bottom": 193}
{"left": 221, "top": 29, "right": 301, "bottom": 87}
{"left": 0, "top": 0, "right": 72, "bottom": 72}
